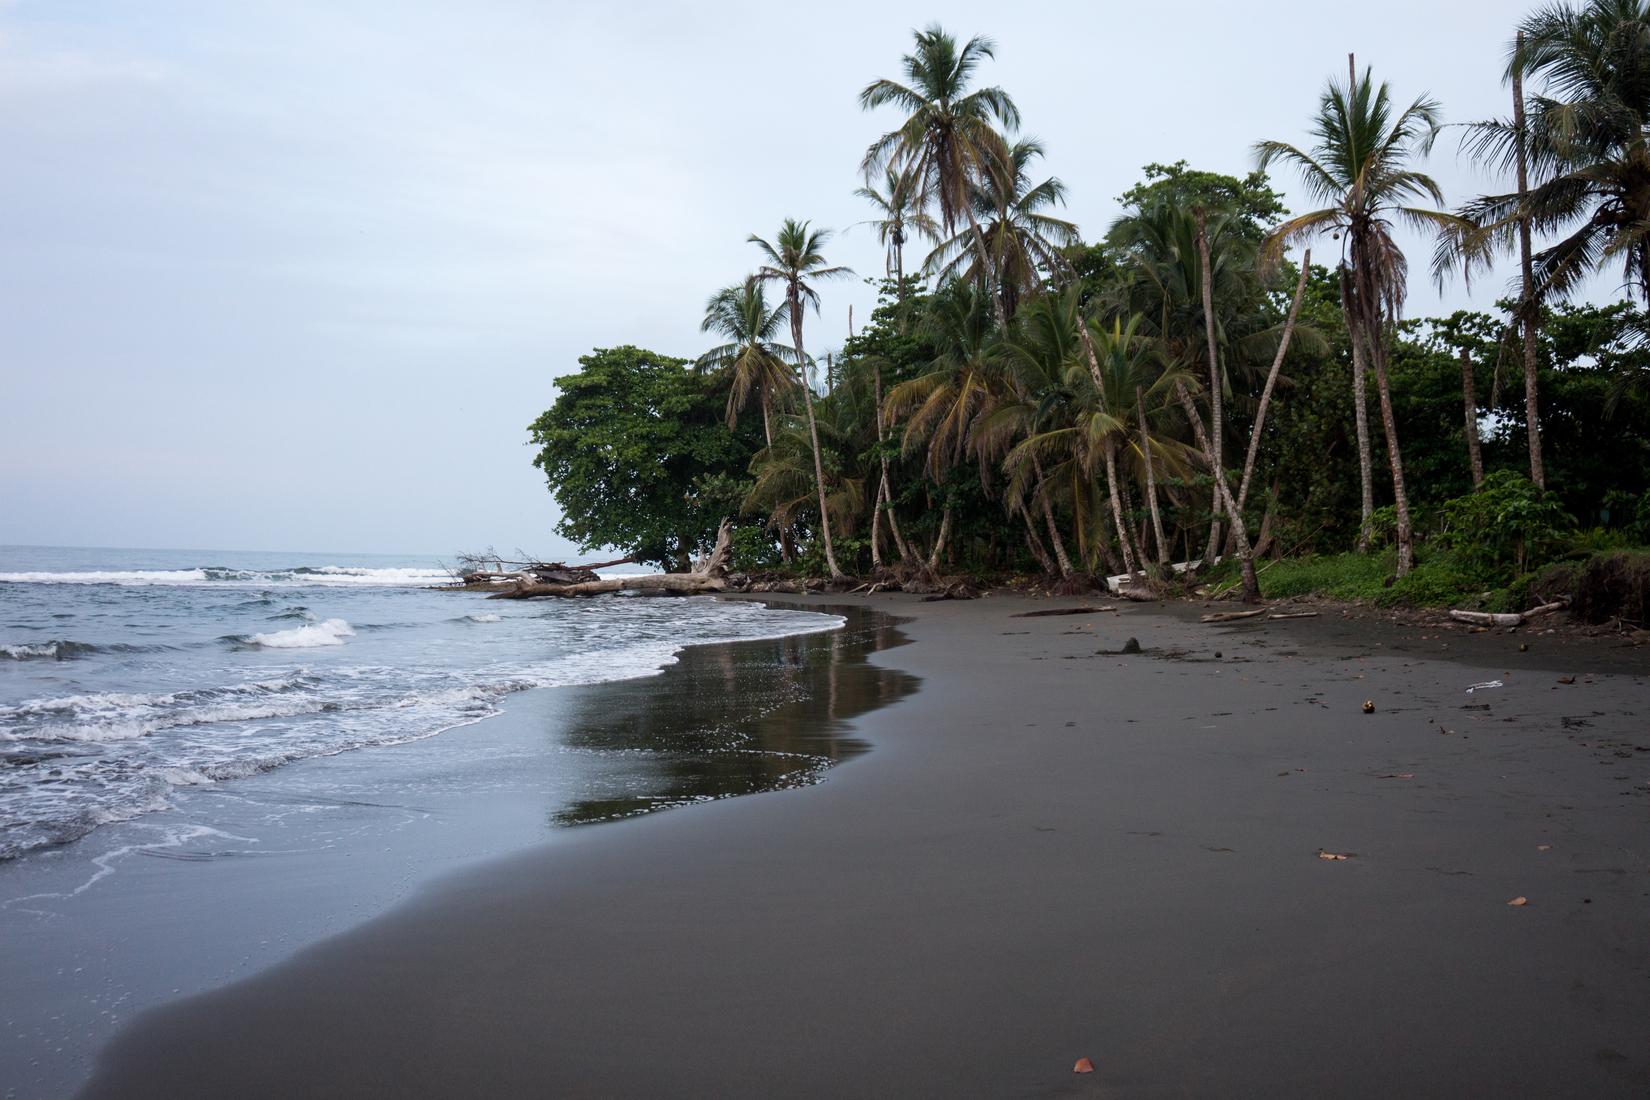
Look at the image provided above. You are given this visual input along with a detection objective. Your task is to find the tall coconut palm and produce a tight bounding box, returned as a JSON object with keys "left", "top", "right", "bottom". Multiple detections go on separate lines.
{"left": 860, "top": 24, "right": 1020, "bottom": 328}
{"left": 1450, "top": 2, "right": 1650, "bottom": 486}
{"left": 694, "top": 281, "right": 797, "bottom": 447}
{"left": 853, "top": 165, "right": 939, "bottom": 312}
{"left": 749, "top": 219, "right": 853, "bottom": 579}
{"left": 1257, "top": 61, "right": 1467, "bottom": 575}
{"left": 1455, "top": 1, "right": 1650, "bottom": 306}
{"left": 925, "top": 137, "right": 1081, "bottom": 321}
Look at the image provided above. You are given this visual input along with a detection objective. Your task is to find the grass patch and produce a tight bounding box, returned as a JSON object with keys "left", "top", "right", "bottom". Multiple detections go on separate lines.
{"left": 1204, "top": 550, "right": 1496, "bottom": 609}
{"left": 1204, "top": 544, "right": 1650, "bottom": 616}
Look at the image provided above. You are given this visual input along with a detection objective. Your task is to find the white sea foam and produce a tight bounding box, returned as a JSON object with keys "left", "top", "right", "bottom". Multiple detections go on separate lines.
{"left": 247, "top": 619, "right": 355, "bottom": 649}
{"left": 0, "top": 591, "right": 847, "bottom": 862}
{"left": 0, "top": 566, "right": 452, "bottom": 588}
{"left": 0, "top": 673, "right": 322, "bottom": 743}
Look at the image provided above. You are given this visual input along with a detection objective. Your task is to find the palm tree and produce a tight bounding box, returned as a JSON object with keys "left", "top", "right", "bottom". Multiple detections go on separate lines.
{"left": 1104, "top": 198, "right": 1269, "bottom": 565}
{"left": 1451, "top": 2, "right": 1650, "bottom": 487}
{"left": 750, "top": 219, "right": 853, "bottom": 579}
{"left": 853, "top": 165, "right": 938, "bottom": 312}
{"left": 1456, "top": 1, "right": 1650, "bottom": 306}
{"left": 694, "top": 281, "right": 797, "bottom": 447}
{"left": 980, "top": 291, "right": 1092, "bottom": 575}
{"left": 860, "top": 24, "right": 1020, "bottom": 328}
{"left": 1257, "top": 60, "right": 1466, "bottom": 575}
{"left": 925, "top": 137, "right": 1081, "bottom": 321}
{"left": 885, "top": 286, "right": 1003, "bottom": 483}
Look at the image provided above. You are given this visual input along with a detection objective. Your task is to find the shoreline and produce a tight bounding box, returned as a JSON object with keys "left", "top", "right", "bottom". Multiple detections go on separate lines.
{"left": 2, "top": 599, "right": 888, "bottom": 1098}
{"left": 78, "top": 593, "right": 1649, "bottom": 1097}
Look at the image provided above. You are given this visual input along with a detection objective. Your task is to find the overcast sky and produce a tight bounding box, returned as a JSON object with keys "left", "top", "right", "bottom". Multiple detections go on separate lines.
{"left": 0, "top": 0, "right": 1601, "bottom": 558}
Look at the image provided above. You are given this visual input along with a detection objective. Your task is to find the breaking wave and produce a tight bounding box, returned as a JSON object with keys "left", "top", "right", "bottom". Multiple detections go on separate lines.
{"left": 245, "top": 619, "right": 356, "bottom": 649}
{"left": 0, "top": 566, "right": 453, "bottom": 588}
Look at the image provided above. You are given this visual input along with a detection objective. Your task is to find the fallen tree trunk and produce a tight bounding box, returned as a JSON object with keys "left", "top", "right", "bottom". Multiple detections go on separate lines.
{"left": 492, "top": 522, "right": 732, "bottom": 600}
{"left": 1447, "top": 600, "right": 1567, "bottom": 628}
{"left": 495, "top": 574, "right": 728, "bottom": 599}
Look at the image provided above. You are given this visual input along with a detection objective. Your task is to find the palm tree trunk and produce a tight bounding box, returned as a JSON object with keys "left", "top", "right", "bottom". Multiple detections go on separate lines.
{"left": 894, "top": 231, "right": 906, "bottom": 315}
{"left": 1031, "top": 456, "right": 1073, "bottom": 577}
{"left": 1461, "top": 347, "right": 1484, "bottom": 490}
{"left": 790, "top": 293, "right": 843, "bottom": 579}
{"left": 926, "top": 506, "right": 952, "bottom": 572}
{"left": 1513, "top": 31, "right": 1545, "bottom": 489}
{"left": 1136, "top": 386, "right": 1169, "bottom": 565}
{"left": 1366, "top": 324, "right": 1415, "bottom": 576}
{"left": 1196, "top": 213, "right": 1225, "bottom": 568}
{"left": 1102, "top": 440, "right": 1137, "bottom": 575}
{"left": 1236, "top": 250, "right": 1311, "bottom": 516}
{"left": 870, "top": 485, "right": 884, "bottom": 569}
{"left": 963, "top": 204, "right": 1008, "bottom": 330}
{"left": 1021, "top": 509, "right": 1055, "bottom": 574}
{"left": 1342, "top": 269, "right": 1376, "bottom": 552}
{"left": 872, "top": 361, "right": 913, "bottom": 564}
{"left": 1175, "top": 381, "right": 1260, "bottom": 601}
{"left": 1118, "top": 477, "right": 1150, "bottom": 574}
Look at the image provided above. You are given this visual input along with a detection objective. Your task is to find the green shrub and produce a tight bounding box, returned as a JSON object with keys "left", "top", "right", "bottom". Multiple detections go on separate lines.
{"left": 730, "top": 525, "right": 781, "bottom": 572}
{"left": 1434, "top": 472, "right": 1574, "bottom": 577}
{"left": 1365, "top": 505, "right": 1398, "bottom": 548}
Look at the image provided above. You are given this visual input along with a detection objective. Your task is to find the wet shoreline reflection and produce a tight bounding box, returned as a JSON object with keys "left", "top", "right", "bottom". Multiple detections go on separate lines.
{"left": 550, "top": 603, "right": 915, "bottom": 826}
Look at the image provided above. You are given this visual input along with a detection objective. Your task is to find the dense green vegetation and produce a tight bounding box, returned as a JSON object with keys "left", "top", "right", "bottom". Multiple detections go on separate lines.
{"left": 532, "top": 1, "right": 1650, "bottom": 614}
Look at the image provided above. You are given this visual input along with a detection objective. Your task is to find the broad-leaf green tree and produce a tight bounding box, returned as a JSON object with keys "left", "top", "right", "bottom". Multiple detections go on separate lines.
{"left": 529, "top": 346, "right": 755, "bottom": 571}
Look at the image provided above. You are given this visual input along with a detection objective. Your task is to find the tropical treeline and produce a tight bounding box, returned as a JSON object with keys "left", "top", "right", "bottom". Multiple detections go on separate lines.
{"left": 532, "top": 1, "right": 1650, "bottom": 605}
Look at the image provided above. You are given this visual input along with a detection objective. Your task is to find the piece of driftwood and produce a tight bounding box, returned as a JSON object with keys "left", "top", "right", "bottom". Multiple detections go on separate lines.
{"left": 493, "top": 522, "right": 732, "bottom": 600}
{"left": 459, "top": 554, "right": 636, "bottom": 587}
{"left": 1447, "top": 600, "right": 1568, "bottom": 628}
{"left": 1201, "top": 607, "right": 1269, "bottom": 623}
{"left": 1011, "top": 606, "right": 1118, "bottom": 618}
{"left": 1267, "top": 611, "right": 1321, "bottom": 620}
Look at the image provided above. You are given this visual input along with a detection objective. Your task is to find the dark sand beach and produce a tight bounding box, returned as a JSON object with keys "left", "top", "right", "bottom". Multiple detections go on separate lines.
{"left": 78, "top": 594, "right": 1649, "bottom": 1098}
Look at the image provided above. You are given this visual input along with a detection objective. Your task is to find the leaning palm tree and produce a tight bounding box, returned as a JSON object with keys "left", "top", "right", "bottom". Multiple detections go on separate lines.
{"left": 694, "top": 281, "right": 797, "bottom": 447}
{"left": 860, "top": 24, "right": 1020, "bottom": 327}
{"left": 1257, "top": 60, "right": 1466, "bottom": 575}
{"left": 1104, "top": 197, "right": 1270, "bottom": 566}
{"left": 749, "top": 219, "right": 853, "bottom": 579}
{"left": 1449, "top": 1, "right": 1650, "bottom": 486}
{"left": 925, "top": 138, "right": 1081, "bottom": 321}
{"left": 853, "top": 165, "right": 939, "bottom": 311}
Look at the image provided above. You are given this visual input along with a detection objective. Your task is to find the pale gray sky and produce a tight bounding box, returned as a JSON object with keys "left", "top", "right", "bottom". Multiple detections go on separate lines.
{"left": 0, "top": 0, "right": 1595, "bottom": 557}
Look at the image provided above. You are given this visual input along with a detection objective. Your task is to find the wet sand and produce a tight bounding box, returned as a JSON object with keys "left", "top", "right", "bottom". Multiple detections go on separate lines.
{"left": 79, "top": 594, "right": 1649, "bottom": 1097}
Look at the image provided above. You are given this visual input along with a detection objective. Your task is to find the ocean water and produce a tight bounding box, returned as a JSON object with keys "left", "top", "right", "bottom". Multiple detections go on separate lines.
{"left": 0, "top": 546, "right": 842, "bottom": 862}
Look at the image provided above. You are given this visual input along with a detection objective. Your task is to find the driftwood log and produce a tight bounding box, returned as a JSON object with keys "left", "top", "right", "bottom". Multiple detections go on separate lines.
{"left": 1201, "top": 607, "right": 1270, "bottom": 623}
{"left": 491, "top": 523, "right": 733, "bottom": 600}
{"left": 1447, "top": 600, "right": 1568, "bottom": 628}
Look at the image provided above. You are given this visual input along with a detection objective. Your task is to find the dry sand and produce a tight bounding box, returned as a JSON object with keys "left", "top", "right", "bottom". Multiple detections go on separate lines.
{"left": 79, "top": 594, "right": 1649, "bottom": 1097}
